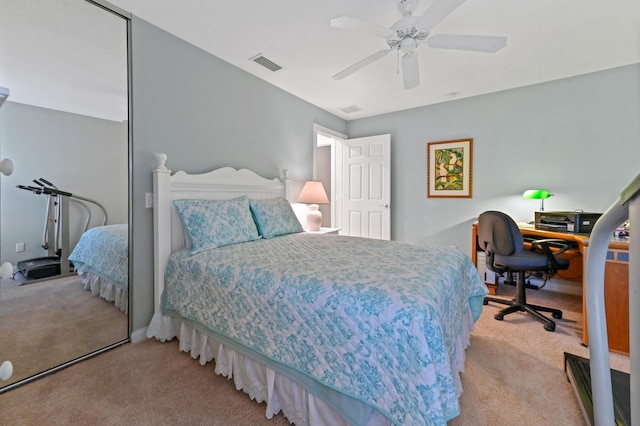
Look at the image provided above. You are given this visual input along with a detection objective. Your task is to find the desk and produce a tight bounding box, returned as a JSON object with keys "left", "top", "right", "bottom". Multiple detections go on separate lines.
{"left": 471, "top": 222, "right": 630, "bottom": 354}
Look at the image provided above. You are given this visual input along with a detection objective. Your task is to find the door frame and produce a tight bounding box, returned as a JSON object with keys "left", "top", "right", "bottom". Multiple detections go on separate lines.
{"left": 313, "top": 124, "right": 346, "bottom": 230}
{"left": 312, "top": 125, "right": 391, "bottom": 239}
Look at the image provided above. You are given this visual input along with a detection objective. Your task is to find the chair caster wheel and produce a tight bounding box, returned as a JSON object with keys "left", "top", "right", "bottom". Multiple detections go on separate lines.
{"left": 544, "top": 323, "right": 555, "bottom": 332}
{"left": 552, "top": 312, "right": 562, "bottom": 319}
{"left": 494, "top": 313, "right": 504, "bottom": 321}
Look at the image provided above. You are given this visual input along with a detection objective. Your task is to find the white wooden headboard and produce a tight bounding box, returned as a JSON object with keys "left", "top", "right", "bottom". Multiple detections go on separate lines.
{"left": 152, "top": 153, "right": 291, "bottom": 312}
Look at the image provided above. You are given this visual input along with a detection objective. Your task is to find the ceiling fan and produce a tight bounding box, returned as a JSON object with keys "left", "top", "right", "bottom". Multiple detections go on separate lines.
{"left": 330, "top": 0, "right": 507, "bottom": 89}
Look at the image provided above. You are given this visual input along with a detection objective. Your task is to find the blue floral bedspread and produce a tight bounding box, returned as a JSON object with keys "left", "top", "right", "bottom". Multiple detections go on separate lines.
{"left": 69, "top": 224, "right": 128, "bottom": 290}
{"left": 163, "top": 233, "right": 487, "bottom": 425}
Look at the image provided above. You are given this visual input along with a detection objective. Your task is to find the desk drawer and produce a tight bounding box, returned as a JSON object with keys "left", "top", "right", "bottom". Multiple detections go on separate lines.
{"left": 582, "top": 248, "right": 630, "bottom": 355}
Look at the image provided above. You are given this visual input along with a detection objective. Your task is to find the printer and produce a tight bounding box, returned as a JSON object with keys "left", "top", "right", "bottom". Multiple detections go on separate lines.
{"left": 534, "top": 211, "right": 602, "bottom": 234}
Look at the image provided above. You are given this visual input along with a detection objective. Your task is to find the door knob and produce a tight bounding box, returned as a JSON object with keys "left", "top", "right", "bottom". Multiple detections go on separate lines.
{"left": 381, "top": 204, "right": 389, "bottom": 208}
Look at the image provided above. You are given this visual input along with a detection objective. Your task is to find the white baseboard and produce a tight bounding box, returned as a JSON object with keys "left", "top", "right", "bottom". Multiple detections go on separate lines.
{"left": 130, "top": 327, "right": 148, "bottom": 343}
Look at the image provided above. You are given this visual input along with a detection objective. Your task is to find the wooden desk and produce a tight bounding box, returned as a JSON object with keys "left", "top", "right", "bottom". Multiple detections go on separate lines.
{"left": 471, "top": 222, "right": 630, "bottom": 354}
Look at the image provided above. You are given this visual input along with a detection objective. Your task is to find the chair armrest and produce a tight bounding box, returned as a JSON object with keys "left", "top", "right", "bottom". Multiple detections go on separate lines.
{"left": 531, "top": 238, "right": 574, "bottom": 256}
{"left": 484, "top": 249, "right": 507, "bottom": 275}
{"left": 531, "top": 238, "right": 576, "bottom": 272}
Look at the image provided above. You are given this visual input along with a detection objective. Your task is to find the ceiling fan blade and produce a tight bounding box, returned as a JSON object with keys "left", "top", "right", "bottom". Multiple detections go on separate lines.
{"left": 427, "top": 34, "right": 507, "bottom": 52}
{"left": 332, "top": 49, "right": 391, "bottom": 80}
{"left": 417, "top": 0, "right": 466, "bottom": 30}
{"left": 330, "top": 16, "right": 396, "bottom": 39}
{"left": 402, "top": 51, "right": 420, "bottom": 90}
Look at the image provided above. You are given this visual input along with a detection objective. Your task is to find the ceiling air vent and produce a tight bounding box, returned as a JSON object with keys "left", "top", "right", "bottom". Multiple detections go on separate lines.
{"left": 340, "top": 105, "right": 362, "bottom": 114}
{"left": 249, "top": 53, "right": 282, "bottom": 72}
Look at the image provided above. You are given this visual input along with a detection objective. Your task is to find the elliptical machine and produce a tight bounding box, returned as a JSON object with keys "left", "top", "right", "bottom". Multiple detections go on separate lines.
{"left": 15, "top": 178, "right": 107, "bottom": 282}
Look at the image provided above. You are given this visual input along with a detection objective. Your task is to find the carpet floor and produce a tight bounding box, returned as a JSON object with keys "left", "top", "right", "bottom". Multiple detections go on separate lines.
{"left": 0, "top": 287, "right": 630, "bottom": 425}
{"left": 0, "top": 275, "right": 128, "bottom": 388}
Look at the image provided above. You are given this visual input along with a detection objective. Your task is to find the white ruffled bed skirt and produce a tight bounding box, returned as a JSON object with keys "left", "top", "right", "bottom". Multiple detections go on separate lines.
{"left": 146, "top": 308, "right": 476, "bottom": 426}
{"left": 77, "top": 270, "right": 128, "bottom": 313}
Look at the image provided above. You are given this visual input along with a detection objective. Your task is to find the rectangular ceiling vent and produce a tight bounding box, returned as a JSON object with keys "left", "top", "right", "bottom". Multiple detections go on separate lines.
{"left": 340, "top": 105, "right": 362, "bottom": 114}
{"left": 249, "top": 53, "right": 282, "bottom": 72}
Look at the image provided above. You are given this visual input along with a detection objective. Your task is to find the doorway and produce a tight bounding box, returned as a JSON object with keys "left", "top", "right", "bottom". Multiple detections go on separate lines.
{"left": 313, "top": 125, "right": 391, "bottom": 240}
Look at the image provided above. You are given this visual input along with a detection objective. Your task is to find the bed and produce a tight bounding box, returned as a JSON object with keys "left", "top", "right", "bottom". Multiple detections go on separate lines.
{"left": 146, "top": 153, "right": 488, "bottom": 425}
{"left": 68, "top": 223, "right": 128, "bottom": 312}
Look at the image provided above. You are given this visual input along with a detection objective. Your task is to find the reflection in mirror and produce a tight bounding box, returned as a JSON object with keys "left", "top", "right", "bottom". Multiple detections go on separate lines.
{"left": 0, "top": 0, "right": 129, "bottom": 391}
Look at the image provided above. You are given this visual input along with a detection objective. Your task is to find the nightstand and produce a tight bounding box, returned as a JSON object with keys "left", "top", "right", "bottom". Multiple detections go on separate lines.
{"left": 306, "top": 227, "right": 340, "bottom": 235}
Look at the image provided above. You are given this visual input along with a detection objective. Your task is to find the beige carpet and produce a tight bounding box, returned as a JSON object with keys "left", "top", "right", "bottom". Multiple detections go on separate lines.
{"left": 0, "top": 288, "right": 630, "bottom": 425}
{"left": 0, "top": 275, "right": 128, "bottom": 387}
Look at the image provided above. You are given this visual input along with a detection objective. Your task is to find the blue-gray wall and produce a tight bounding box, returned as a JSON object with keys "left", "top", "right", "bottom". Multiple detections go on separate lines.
{"left": 129, "top": 16, "right": 639, "bottom": 334}
{"left": 347, "top": 64, "right": 640, "bottom": 257}
{"left": 0, "top": 102, "right": 128, "bottom": 266}
{"left": 130, "top": 17, "right": 347, "bottom": 331}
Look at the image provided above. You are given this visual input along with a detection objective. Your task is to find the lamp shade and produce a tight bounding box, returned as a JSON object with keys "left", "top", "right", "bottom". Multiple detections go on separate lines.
{"left": 298, "top": 181, "right": 329, "bottom": 204}
{"left": 522, "top": 189, "right": 550, "bottom": 200}
{"left": 522, "top": 189, "right": 551, "bottom": 211}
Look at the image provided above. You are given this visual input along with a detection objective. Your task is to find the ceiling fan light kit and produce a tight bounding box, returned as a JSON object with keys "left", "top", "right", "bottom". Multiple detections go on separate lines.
{"left": 331, "top": 0, "right": 507, "bottom": 89}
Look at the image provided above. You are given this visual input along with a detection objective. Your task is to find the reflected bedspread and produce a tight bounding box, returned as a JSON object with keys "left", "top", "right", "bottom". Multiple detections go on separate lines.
{"left": 69, "top": 224, "right": 128, "bottom": 290}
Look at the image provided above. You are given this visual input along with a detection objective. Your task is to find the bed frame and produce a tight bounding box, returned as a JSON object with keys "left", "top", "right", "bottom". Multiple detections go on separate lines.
{"left": 151, "top": 152, "right": 291, "bottom": 311}
{"left": 148, "top": 153, "right": 392, "bottom": 425}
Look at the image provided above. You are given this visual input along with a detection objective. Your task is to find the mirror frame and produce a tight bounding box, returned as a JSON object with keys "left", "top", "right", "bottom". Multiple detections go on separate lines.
{"left": 0, "top": 0, "right": 133, "bottom": 393}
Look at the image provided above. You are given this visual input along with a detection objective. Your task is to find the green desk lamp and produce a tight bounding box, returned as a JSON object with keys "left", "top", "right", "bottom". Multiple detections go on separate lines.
{"left": 522, "top": 189, "right": 551, "bottom": 211}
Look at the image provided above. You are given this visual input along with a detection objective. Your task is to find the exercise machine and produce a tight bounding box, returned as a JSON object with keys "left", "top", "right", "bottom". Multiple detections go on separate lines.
{"left": 15, "top": 178, "right": 108, "bottom": 281}
{"left": 565, "top": 172, "right": 639, "bottom": 425}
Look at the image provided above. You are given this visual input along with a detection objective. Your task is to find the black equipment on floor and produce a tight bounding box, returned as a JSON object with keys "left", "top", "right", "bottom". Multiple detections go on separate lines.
{"left": 16, "top": 257, "right": 60, "bottom": 281}
{"left": 564, "top": 352, "right": 630, "bottom": 425}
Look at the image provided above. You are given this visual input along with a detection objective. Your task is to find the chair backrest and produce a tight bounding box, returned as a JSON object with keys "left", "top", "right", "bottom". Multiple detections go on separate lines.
{"left": 478, "top": 210, "right": 524, "bottom": 256}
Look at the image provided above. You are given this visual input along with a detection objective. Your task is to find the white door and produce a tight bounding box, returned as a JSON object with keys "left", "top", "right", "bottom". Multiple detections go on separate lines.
{"left": 341, "top": 134, "right": 391, "bottom": 240}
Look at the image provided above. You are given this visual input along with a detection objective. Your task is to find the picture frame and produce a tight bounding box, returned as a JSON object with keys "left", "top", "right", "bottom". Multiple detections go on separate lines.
{"left": 427, "top": 138, "right": 473, "bottom": 198}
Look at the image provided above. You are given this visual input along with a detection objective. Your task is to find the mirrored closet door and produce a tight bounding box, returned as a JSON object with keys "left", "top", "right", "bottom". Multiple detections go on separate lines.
{"left": 0, "top": 0, "right": 130, "bottom": 391}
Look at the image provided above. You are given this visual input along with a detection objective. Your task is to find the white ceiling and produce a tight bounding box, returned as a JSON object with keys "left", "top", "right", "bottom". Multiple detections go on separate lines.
{"left": 1, "top": 0, "right": 639, "bottom": 122}
{"left": 0, "top": 0, "right": 128, "bottom": 122}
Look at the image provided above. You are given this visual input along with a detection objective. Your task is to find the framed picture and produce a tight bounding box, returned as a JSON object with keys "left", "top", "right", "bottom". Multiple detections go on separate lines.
{"left": 427, "top": 138, "right": 473, "bottom": 198}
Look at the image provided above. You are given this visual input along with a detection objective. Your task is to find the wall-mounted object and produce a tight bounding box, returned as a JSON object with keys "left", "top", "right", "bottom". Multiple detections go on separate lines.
{"left": 427, "top": 138, "right": 473, "bottom": 198}
{"left": 0, "top": 159, "right": 14, "bottom": 176}
{"left": 0, "top": 86, "right": 9, "bottom": 108}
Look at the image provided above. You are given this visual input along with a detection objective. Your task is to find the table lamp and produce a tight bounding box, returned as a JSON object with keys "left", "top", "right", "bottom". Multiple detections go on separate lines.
{"left": 522, "top": 189, "right": 551, "bottom": 211}
{"left": 298, "top": 180, "right": 329, "bottom": 231}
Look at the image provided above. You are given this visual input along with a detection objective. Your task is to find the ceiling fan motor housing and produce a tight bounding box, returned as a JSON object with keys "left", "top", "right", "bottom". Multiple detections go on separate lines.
{"left": 388, "top": 16, "right": 429, "bottom": 50}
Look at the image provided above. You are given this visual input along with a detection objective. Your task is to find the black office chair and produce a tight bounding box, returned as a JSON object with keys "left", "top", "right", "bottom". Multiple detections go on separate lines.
{"left": 478, "top": 210, "right": 571, "bottom": 332}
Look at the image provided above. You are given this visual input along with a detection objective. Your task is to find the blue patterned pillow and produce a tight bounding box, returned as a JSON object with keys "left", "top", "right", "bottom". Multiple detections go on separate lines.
{"left": 173, "top": 196, "right": 260, "bottom": 255}
{"left": 249, "top": 197, "right": 303, "bottom": 239}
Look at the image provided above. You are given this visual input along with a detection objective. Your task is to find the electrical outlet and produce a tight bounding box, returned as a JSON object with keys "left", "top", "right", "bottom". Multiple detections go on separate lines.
{"left": 16, "top": 242, "right": 25, "bottom": 252}
{"left": 145, "top": 193, "right": 153, "bottom": 209}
